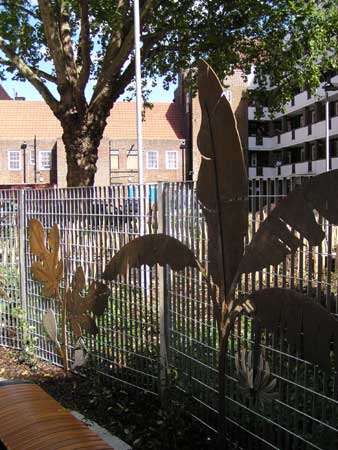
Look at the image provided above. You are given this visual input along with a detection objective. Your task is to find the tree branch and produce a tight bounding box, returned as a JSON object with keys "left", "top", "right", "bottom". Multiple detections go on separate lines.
{"left": 89, "top": 31, "right": 158, "bottom": 115}
{"left": 0, "top": 37, "right": 59, "bottom": 113}
{"left": 38, "top": 0, "right": 67, "bottom": 85}
{"left": 77, "top": 0, "right": 91, "bottom": 92}
{"left": 33, "top": 67, "right": 57, "bottom": 83}
{"left": 0, "top": 56, "right": 57, "bottom": 83}
{"left": 58, "top": 0, "right": 77, "bottom": 83}
{"left": 90, "top": 0, "right": 154, "bottom": 108}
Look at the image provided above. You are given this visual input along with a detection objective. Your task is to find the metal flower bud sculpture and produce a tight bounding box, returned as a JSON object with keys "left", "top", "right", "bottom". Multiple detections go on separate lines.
{"left": 103, "top": 60, "right": 338, "bottom": 447}
{"left": 28, "top": 219, "right": 110, "bottom": 371}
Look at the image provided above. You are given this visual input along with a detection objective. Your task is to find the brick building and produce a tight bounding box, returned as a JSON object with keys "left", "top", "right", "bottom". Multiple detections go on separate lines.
{"left": 0, "top": 92, "right": 187, "bottom": 187}
{"left": 174, "top": 70, "right": 249, "bottom": 181}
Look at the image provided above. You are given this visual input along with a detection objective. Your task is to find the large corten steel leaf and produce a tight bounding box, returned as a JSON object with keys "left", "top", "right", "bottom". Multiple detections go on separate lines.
{"left": 239, "top": 170, "right": 338, "bottom": 274}
{"left": 28, "top": 219, "right": 63, "bottom": 298}
{"left": 102, "top": 234, "right": 198, "bottom": 280}
{"left": 197, "top": 60, "right": 247, "bottom": 294}
{"left": 251, "top": 288, "right": 338, "bottom": 373}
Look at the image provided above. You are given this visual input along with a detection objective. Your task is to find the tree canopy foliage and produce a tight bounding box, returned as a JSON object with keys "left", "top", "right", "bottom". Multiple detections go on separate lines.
{"left": 0, "top": 0, "right": 337, "bottom": 185}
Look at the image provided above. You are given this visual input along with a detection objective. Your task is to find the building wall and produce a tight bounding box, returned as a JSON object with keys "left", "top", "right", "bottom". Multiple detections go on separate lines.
{"left": 189, "top": 70, "right": 249, "bottom": 181}
{"left": 0, "top": 138, "right": 56, "bottom": 186}
{"left": 57, "top": 137, "right": 187, "bottom": 187}
{"left": 248, "top": 74, "right": 338, "bottom": 177}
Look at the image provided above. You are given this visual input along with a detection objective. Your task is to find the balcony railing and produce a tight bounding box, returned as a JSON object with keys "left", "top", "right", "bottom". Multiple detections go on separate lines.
{"left": 248, "top": 115, "right": 338, "bottom": 151}
{"left": 248, "top": 156, "right": 338, "bottom": 178}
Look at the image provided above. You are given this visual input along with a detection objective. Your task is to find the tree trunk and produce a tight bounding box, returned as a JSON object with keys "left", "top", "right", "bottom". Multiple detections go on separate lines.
{"left": 60, "top": 110, "right": 107, "bottom": 187}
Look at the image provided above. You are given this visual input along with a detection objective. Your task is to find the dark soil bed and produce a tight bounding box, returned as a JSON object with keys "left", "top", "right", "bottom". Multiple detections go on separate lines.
{"left": 0, "top": 348, "right": 215, "bottom": 450}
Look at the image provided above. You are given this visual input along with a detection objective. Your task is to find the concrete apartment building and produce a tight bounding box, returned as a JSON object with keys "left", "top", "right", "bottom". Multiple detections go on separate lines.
{"left": 178, "top": 68, "right": 338, "bottom": 183}
{"left": 247, "top": 73, "right": 338, "bottom": 179}
{"left": 193, "top": 68, "right": 338, "bottom": 180}
{"left": 0, "top": 90, "right": 187, "bottom": 188}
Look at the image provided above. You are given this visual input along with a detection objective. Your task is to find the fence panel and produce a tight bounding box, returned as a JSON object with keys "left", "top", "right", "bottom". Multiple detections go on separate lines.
{"left": 164, "top": 178, "right": 338, "bottom": 450}
{"left": 0, "top": 177, "right": 338, "bottom": 449}
{"left": 0, "top": 189, "right": 21, "bottom": 349}
{"left": 24, "top": 185, "right": 160, "bottom": 393}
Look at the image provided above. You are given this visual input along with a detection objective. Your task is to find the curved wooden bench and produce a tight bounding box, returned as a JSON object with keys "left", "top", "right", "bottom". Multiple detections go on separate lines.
{"left": 0, "top": 381, "right": 114, "bottom": 450}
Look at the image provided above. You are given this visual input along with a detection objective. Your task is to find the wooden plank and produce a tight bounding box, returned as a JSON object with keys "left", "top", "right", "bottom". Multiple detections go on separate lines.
{"left": 0, "top": 383, "right": 114, "bottom": 450}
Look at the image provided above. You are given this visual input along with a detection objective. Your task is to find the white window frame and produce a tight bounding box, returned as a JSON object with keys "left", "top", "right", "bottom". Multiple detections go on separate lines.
{"left": 8, "top": 151, "right": 21, "bottom": 171}
{"left": 30, "top": 150, "right": 35, "bottom": 165}
{"left": 146, "top": 151, "right": 158, "bottom": 169}
{"left": 110, "top": 149, "right": 119, "bottom": 170}
{"left": 165, "top": 151, "right": 178, "bottom": 170}
{"left": 39, "top": 150, "right": 52, "bottom": 170}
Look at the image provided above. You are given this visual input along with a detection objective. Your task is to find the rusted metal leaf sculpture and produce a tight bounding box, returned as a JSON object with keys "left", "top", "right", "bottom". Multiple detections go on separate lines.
{"left": 28, "top": 219, "right": 69, "bottom": 370}
{"left": 29, "top": 219, "right": 63, "bottom": 298}
{"left": 100, "top": 60, "right": 338, "bottom": 447}
{"left": 29, "top": 220, "right": 110, "bottom": 372}
{"left": 197, "top": 61, "right": 247, "bottom": 295}
{"left": 239, "top": 171, "right": 338, "bottom": 274}
{"left": 251, "top": 288, "right": 338, "bottom": 373}
{"left": 103, "top": 234, "right": 198, "bottom": 280}
{"left": 67, "top": 267, "right": 110, "bottom": 337}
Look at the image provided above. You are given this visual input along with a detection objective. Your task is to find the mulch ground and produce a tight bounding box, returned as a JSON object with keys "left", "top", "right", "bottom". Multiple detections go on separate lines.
{"left": 0, "top": 347, "right": 216, "bottom": 450}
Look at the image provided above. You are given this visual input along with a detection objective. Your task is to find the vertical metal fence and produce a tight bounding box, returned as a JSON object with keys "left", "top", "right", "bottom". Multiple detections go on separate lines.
{"left": 0, "top": 189, "right": 21, "bottom": 349}
{"left": 0, "top": 178, "right": 337, "bottom": 449}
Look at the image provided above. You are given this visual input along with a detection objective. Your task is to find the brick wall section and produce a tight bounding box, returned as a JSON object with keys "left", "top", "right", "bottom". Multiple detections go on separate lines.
{"left": 189, "top": 70, "right": 249, "bottom": 181}
{"left": 0, "top": 138, "right": 56, "bottom": 185}
{"left": 57, "top": 138, "right": 186, "bottom": 187}
{"left": 0, "top": 100, "right": 186, "bottom": 187}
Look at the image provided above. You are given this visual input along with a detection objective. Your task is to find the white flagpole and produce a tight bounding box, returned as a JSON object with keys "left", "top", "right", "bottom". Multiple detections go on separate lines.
{"left": 133, "top": 0, "right": 145, "bottom": 238}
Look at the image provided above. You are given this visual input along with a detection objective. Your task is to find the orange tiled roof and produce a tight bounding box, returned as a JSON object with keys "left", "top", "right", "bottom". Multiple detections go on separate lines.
{"left": 0, "top": 100, "right": 185, "bottom": 140}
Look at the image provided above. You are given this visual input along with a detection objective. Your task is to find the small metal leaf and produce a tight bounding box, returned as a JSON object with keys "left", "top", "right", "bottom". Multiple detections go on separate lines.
{"left": 28, "top": 219, "right": 48, "bottom": 259}
{"left": 71, "top": 338, "right": 88, "bottom": 370}
{"left": 48, "top": 224, "right": 60, "bottom": 268}
{"left": 87, "top": 282, "right": 110, "bottom": 316}
{"left": 42, "top": 308, "right": 61, "bottom": 351}
{"left": 72, "top": 267, "right": 86, "bottom": 291}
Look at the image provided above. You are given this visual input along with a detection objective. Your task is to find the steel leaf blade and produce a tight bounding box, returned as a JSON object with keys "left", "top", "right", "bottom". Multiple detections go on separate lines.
{"left": 102, "top": 234, "right": 198, "bottom": 280}
{"left": 196, "top": 60, "right": 248, "bottom": 294}
{"left": 239, "top": 169, "right": 338, "bottom": 274}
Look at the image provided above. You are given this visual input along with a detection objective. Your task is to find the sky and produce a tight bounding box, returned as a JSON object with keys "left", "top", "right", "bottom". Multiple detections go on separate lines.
{"left": 2, "top": 76, "right": 177, "bottom": 103}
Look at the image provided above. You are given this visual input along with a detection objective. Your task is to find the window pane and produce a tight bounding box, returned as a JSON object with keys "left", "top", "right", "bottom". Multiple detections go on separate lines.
{"left": 147, "top": 151, "right": 158, "bottom": 169}
{"left": 166, "top": 151, "right": 178, "bottom": 169}
{"left": 8, "top": 151, "right": 21, "bottom": 170}
{"left": 40, "top": 151, "right": 51, "bottom": 169}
